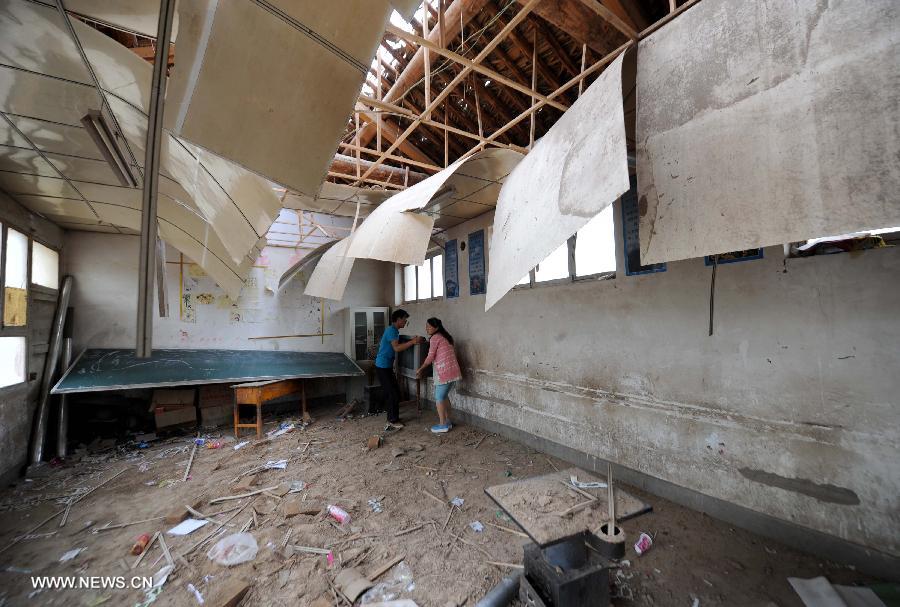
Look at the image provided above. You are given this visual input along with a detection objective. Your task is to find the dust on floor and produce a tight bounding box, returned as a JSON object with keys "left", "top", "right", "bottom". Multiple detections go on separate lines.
{"left": 0, "top": 401, "right": 877, "bottom": 606}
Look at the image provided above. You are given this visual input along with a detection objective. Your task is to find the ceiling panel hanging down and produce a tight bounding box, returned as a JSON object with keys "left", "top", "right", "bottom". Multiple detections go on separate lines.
{"left": 0, "top": 0, "right": 282, "bottom": 298}
{"left": 636, "top": 0, "right": 900, "bottom": 265}
{"left": 64, "top": 0, "right": 180, "bottom": 39}
{"left": 304, "top": 236, "right": 358, "bottom": 301}
{"left": 347, "top": 148, "right": 524, "bottom": 267}
{"left": 485, "top": 52, "right": 630, "bottom": 312}
{"left": 282, "top": 182, "right": 395, "bottom": 219}
{"left": 166, "top": 0, "right": 393, "bottom": 197}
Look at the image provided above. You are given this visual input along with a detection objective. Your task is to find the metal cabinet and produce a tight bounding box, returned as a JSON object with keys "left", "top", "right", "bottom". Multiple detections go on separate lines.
{"left": 345, "top": 307, "right": 389, "bottom": 364}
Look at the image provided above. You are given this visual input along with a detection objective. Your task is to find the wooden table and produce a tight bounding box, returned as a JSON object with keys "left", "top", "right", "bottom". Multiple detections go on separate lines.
{"left": 232, "top": 378, "right": 310, "bottom": 439}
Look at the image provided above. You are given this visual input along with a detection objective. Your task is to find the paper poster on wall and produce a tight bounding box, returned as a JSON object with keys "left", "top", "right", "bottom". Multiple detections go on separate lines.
{"left": 622, "top": 176, "right": 666, "bottom": 276}
{"left": 468, "top": 230, "right": 487, "bottom": 296}
{"left": 444, "top": 239, "right": 459, "bottom": 299}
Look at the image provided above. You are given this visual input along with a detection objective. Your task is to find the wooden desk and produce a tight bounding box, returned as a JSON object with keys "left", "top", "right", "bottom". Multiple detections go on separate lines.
{"left": 232, "top": 378, "right": 310, "bottom": 439}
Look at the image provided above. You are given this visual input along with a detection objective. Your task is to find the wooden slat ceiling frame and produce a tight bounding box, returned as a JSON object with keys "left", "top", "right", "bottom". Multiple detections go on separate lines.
{"left": 338, "top": 0, "right": 653, "bottom": 192}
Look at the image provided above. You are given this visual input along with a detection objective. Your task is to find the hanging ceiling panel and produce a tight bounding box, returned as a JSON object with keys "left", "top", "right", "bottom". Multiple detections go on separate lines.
{"left": 636, "top": 0, "right": 900, "bottom": 264}
{"left": 0, "top": 0, "right": 281, "bottom": 298}
{"left": 346, "top": 148, "right": 523, "bottom": 266}
{"left": 166, "top": 0, "right": 393, "bottom": 196}
{"left": 485, "top": 52, "right": 630, "bottom": 311}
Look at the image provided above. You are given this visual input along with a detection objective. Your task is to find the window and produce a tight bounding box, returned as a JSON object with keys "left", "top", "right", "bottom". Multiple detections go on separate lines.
{"left": 515, "top": 204, "right": 616, "bottom": 289}
{"left": 622, "top": 177, "right": 666, "bottom": 276}
{"left": 790, "top": 226, "right": 900, "bottom": 257}
{"left": 576, "top": 205, "right": 616, "bottom": 276}
{"left": 4, "top": 228, "right": 28, "bottom": 326}
{"left": 534, "top": 241, "right": 570, "bottom": 283}
{"left": 432, "top": 254, "right": 444, "bottom": 297}
{"left": 0, "top": 336, "right": 26, "bottom": 388}
{"left": 403, "top": 264, "right": 416, "bottom": 302}
{"left": 32, "top": 241, "right": 59, "bottom": 289}
{"left": 403, "top": 255, "right": 443, "bottom": 302}
{"left": 417, "top": 261, "right": 432, "bottom": 300}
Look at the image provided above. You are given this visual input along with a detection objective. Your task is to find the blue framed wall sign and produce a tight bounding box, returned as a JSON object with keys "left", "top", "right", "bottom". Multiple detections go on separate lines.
{"left": 444, "top": 239, "right": 459, "bottom": 298}
{"left": 468, "top": 229, "right": 487, "bottom": 295}
{"left": 622, "top": 175, "right": 667, "bottom": 276}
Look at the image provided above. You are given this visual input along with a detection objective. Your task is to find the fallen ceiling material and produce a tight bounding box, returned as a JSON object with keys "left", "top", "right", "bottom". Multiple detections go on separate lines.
{"left": 305, "top": 148, "right": 523, "bottom": 301}
{"left": 166, "top": 0, "right": 394, "bottom": 196}
{"left": 636, "top": 0, "right": 900, "bottom": 265}
{"left": 63, "top": 0, "right": 180, "bottom": 38}
{"left": 485, "top": 51, "right": 630, "bottom": 311}
{"left": 0, "top": 1, "right": 280, "bottom": 298}
{"left": 277, "top": 240, "right": 339, "bottom": 292}
{"left": 346, "top": 148, "right": 523, "bottom": 266}
{"left": 303, "top": 236, "right": 358, "bottom": 301}
{"left": 281, "top": 182, "right": 394, "bottom": 219}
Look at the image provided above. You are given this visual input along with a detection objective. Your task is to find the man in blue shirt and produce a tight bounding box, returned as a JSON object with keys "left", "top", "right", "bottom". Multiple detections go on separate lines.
{"left": 375, "top": 309, "right": 423, "bottom": 428}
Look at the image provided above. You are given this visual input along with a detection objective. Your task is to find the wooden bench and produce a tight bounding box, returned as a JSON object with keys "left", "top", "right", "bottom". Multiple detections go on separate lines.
{"left": 232, "top": 378, "right": 311, "bottom": 439}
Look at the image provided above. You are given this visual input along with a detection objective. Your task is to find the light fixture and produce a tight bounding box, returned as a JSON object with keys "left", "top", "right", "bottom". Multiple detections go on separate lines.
{"left": 81, "top": 110, "right": 138, "bottom": 187}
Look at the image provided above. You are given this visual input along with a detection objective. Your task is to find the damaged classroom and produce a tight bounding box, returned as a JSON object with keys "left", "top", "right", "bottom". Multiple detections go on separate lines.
{"left": 0, "top": 0, "right": 898, "bottom": 605}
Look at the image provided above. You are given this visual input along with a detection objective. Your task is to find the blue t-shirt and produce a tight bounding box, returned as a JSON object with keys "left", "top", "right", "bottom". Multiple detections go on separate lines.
{"left": 375, "top": 325, "right": 400, "bottom": 368}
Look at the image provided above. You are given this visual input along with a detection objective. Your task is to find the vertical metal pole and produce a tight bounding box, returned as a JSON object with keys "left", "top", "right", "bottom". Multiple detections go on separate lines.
{"left": 136, "top": 0, "right": 176, "bottom": 357}
{"left": 155, "top": 238, "right": 169, "bottom": 318}
{"left": 56, "top": 309, "right": 74, "bottom": 459}
{"left": 30, "top": 276, "right": 72, "bottom": 464}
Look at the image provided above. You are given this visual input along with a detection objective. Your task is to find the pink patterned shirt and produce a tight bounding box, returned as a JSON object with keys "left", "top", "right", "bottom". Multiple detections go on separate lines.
{"left": 423, "top": 333, "right": 462, "bottom": 385}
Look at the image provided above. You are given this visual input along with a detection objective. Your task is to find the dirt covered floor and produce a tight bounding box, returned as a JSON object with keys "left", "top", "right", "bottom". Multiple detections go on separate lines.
{"left": 0, "top": 401, "right": 880, "bottom": 606}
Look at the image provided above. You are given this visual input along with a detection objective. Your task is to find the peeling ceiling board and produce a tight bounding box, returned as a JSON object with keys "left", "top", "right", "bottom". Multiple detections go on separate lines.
{"left": 485, "top": 53, "right": 629, "bottom": 311}
{"left": 166, "top": 0, "right": 393, "bottom": 196}
{"left": 304, "top": 237, "right": 357, "bottom": 301}
{"left": 347, "top": 148, "right": 523, "bottom": 266}
{"left": 390, "top": 0, "right": 421, "bottom": 21}
{"left": 282, "top": 182, "right": 394, "bottom": 218}
{"left": 65, "top": 0, "right": 180, "bottom": 39}
{"left": 0, "top": 0, "right": 280, "bottom": 298}
{"left": 636, "top": 0, "right": 900, "bottom": 265}
{"left": 278, "top": 240, "right": 339, "bottom": 292}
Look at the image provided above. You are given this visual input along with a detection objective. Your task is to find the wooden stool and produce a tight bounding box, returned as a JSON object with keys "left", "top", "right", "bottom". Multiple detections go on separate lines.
{"left": 232, "top": 378, "right": 309, "bottom": 439}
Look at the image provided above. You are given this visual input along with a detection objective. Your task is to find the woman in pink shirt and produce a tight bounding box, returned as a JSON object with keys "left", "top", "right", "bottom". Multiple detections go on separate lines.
{"left": 416, "top": 317, "right": 462, "bottom": 433}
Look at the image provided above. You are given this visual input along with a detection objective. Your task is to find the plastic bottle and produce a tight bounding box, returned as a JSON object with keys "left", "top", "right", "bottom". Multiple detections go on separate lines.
{"left": 131, "top": 533, "right": 151, "bottom": 555}
{"left": 326, "top": 504, "right": 351, "bottom": 524}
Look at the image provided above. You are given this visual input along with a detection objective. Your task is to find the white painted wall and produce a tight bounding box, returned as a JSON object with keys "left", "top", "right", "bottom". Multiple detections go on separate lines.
{"left": 401, "top": 206, "right": 900, "bottom": 561}
{"left": 63, "top": 232, "right": 392, "bottom": 353}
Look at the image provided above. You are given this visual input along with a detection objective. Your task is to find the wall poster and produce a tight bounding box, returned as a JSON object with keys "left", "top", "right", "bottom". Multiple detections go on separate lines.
{"left": 468, "top": 229, "right": 487, "bottom": 295}
{"left": 444, "top": 239, "right": 459, "bottom": 298}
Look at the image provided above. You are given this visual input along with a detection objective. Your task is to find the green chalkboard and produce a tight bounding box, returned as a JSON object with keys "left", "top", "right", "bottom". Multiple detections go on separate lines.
{"left": 51, "top": 349, "right": 364, "bottom": 394}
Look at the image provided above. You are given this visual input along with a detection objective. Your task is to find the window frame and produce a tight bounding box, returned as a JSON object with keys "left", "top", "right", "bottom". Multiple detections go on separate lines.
{"left": 401, "top": 253, "right": 445, "bottom": 303}
{"left": 0, "top": 222, "right": 32, "bottom": 389}
{"left": 514, "top": 229, "right": 617, "bottom": 292}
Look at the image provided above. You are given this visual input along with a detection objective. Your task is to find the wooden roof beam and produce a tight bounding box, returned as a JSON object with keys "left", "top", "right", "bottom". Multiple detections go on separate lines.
{"left": 357, "top": 0, "right": 493, "bottom": 148}
{"left": 530, "top": 15, "right": 581, "bottom": 78}
{"left": 517, "top": 0, "right": 621, "bottom": 55}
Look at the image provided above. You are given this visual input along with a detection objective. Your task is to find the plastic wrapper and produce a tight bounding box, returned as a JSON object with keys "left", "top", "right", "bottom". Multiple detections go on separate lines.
{"left": 207, "top": 532, "right": 258, "bottom": 566}
{"left": 360, "top": 561, "right": 415, "bottom": 604}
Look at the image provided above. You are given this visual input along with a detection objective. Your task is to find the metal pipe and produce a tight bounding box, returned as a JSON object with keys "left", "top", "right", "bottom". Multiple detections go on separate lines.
{"left": 136, "top": 0, "right": 177, "bottom": 357}
{"left": 30, "top": 276, "right": 73, "bottom": 464}
{"left": 474, "top": 572, "right": 521, "bottom": 607}
{"left": 56, "top": 308, "right": 74, "bottom": 459}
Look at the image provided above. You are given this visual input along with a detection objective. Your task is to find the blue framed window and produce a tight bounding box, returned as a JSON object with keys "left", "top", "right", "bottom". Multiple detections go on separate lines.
{"left": 621, "top": 175, "right": 666, "bottom": 276}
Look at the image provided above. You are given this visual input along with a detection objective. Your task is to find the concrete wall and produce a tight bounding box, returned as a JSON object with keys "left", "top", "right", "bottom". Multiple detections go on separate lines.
{"left": 64, "top": 232, "right": 392, "bottom": 353}
{"left": 400, "top": 206, "right": 900, "bottom": 570}
{"left": 0, "top": 193, "right": 65, "bottom": 481}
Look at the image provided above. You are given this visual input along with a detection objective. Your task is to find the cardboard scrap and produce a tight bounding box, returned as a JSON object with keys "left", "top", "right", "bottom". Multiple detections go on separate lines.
{"left": 233, "top": 475, "right": 258, "bottom": 493}
{"left": 334, "top": 567, "right": 374, "bottom": 602}
{"left": 165, "top": 499, "right": 205, "bottom": 524}
{"left": 209, "top": 577, "right": 250, "bottom": 607}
